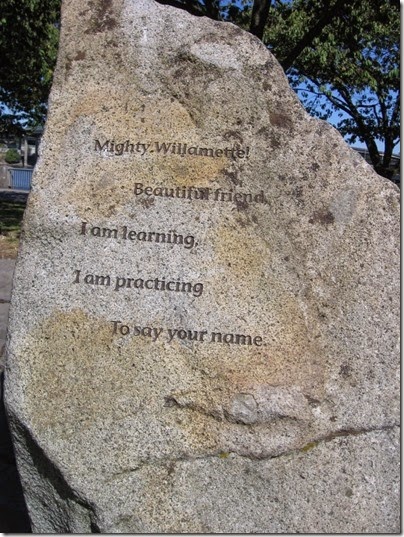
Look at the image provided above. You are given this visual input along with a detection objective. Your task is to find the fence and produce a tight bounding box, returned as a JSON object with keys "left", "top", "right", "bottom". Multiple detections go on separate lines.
{"left": 8, "top": 168, "right": 33, "bottom": 190}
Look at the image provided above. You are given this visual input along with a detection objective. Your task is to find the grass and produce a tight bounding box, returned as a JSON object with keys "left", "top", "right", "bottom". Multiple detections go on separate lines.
{"left": 0, "top": 197, "right": 27, "bottom": 259}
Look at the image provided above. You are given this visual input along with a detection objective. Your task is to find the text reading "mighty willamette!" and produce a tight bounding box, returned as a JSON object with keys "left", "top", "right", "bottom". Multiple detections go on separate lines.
{"left": 94, "top": 139, "right": 250, "bottom": 159}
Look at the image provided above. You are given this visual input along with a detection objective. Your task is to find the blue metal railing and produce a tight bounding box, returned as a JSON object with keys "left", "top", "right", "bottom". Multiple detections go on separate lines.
{"left": 9, "top": 168, "right": 33, "bottom": 190}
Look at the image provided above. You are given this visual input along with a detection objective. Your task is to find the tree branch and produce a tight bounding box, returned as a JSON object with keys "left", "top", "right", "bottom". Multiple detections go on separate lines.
{"left": 298, "top": 81, "right": 353, "bottom": 116}
{"left": 281, "top": 0, "right": 350, "bottom": 71}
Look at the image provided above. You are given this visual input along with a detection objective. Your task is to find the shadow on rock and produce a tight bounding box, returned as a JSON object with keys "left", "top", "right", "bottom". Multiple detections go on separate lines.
{"left": 0, "top": 373, "right": 32, "bottom": 533}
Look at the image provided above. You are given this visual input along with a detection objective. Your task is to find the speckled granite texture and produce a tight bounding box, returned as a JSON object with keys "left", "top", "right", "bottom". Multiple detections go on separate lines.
{"left": 4, "top": 0, "right": 400, "bottom": 532}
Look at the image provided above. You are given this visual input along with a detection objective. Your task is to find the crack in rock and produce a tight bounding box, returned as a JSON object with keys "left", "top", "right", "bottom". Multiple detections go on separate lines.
{"left": 108, "top": 423, "right": 399, "bottom": 480}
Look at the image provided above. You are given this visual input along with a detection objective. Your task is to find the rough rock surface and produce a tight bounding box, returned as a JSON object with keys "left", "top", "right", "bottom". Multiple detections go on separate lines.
{"left": 4, "top": 0, "right": 400, "bottom": 533}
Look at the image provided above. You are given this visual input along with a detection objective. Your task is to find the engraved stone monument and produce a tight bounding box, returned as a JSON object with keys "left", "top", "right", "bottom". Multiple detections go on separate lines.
{"left": 5, "top": 0, "right": 399, "bottom": 532}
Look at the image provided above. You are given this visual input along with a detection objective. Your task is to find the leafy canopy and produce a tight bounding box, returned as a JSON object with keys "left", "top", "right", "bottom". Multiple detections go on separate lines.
{"left": 0, "top": 0, "right": 60, "bottom": 135}
{"left": 264, "top": 0, "right": 399, "bottom": 177}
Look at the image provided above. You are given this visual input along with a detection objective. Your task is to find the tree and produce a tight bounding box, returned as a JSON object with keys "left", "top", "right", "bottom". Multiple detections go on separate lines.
{"left": 4, "top": 148, "right": 21, "bottom": 164}
{"left": 264, "top": 0, "right": 400, "bottom": 179}
{"left": 0, "top": 0, "right": 60, "bottom": 136}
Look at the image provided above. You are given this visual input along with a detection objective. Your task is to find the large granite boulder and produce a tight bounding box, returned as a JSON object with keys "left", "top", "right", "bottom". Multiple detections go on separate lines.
{"left": 5, "top": 0, "right": 399, "bottom": 532}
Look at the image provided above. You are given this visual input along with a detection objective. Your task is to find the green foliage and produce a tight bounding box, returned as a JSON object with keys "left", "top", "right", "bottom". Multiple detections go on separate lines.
{"left": 0, "top": 197, "right": 25, "bottom": 234}
{"left": 264, "top": 0, "right": 400, "bottom": 178}
{"left": 0, "top": 0, "right": 60, "bottom": 132}
{"left": 4, "top": 148, "right": 21, "bottom": 164}
{"left": 0, "top": 195, "right": 27, "bottom": 258}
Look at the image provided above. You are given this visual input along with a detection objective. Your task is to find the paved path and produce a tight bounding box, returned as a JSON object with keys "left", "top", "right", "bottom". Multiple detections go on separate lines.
{"left": 0, "top": 259, "right": 15, "bottom": 372}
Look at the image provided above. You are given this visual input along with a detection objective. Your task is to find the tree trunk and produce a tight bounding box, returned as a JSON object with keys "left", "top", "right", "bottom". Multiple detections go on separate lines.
{"left": 250, "top": 0, "right": 271, "bottom": 41}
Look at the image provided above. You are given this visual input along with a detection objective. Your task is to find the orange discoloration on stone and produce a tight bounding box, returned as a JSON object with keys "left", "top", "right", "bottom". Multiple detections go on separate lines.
{"left": 50, "top": 91, "right": 197, "bottom": 146}
{"left": 22, "top": 310, "right": 123, "bottom": 433}
{"left": 208, "top": 221, "right": 267, "bottom": 281}
{"left": 22, "top": 304, "right": 324, "bottom": 457}
{"left": 155, "top": 154, "right": 227, "bottom": 187}
{"left": 22, "top": 310, "right": 218, "bottom": 451}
